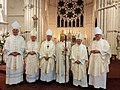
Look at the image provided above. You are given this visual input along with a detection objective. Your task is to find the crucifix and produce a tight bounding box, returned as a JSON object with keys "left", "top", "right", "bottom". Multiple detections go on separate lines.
{"left": 32, "top": 15, "right": 38, "bottom": 28}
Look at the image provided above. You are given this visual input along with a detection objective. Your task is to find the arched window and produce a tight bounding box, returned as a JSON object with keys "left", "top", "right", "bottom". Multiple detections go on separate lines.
{"left": 61, "top": 18, "right": 64, "bottom": 27}
{"left": 80, "top": 14, "right": 84, "bottom": 27}
{"left": 73, "top": 20, "right": 75, "bottom": 27}
{"left": 57, "top": 15, "right": 60, "bottom": 27}
{"left": 65, "top": 20, "right": 67, "bottom": 27}
{"left": 57, "top": 0, "right": 84, "bottom": 27}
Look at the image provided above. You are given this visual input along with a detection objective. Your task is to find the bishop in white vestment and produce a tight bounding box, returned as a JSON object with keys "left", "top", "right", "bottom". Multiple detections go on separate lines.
{"left": 25, "top": 29, "right": 40, "bottom": 83}
{"left": 4, "top": 21, "right": 25, "bottom": 85}
{"left": 88, "top": 27, "right": 111, "bottom": 89}
{"left": 56, "top": 35, "right": 70, "bottom": 83}
{"left": 71, "top": 33, "right": 88, "bottom": 87}
{"left": 40, "top": 29, "right": 55, "bottom": 82}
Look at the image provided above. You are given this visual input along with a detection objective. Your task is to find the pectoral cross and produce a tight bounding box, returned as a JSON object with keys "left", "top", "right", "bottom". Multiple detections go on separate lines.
{"left": 47, "top": 45, "right": 49, "bottom": 49}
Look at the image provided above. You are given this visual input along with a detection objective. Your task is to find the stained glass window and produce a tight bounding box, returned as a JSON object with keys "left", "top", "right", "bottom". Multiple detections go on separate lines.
{"left": 57, "top": 0, "right": 84, "bottom": 27}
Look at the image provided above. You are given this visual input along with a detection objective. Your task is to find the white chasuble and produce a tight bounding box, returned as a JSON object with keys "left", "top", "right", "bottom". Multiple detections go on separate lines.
{"left": 4, "top": 35, "right": 25, "bottom": 85}
{"left": 55, "top": 41, "right": 70, "bottom": 83}
{"left": 71, "top": 44, "right": 88, "bottom": 87}
{"left": 88, "top": 39, "right": 111, "bottom": 89}
{"left": 88, "top": 39, "right": 111, "bottom": 76}
{"left": 40, "top": 40, "right": 55, "bottom": 82}
{"left": 25, "top": 40, "right": 40, "bottom": 83}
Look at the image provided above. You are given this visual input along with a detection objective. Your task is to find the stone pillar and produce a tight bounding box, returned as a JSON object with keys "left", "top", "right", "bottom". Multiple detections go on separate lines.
{"left": 24, "top": 0, "right": 39, "bottom": 41}
{"left": 0, "top": 0, "right": 7, "bottom": 22}
{"left": 117, "top": 3, "right": 120, "bottom": 59}
{"left": 106, "top": 2, "right": 117, "bottom": 55}
{"left": 97, "top": 0, "right": 101, "bottom": 27}
{"left": 39, "top": 0, "right": 49, "bottom": 43}
{"left": 97, "top": 0, "right": 118, "bottom": 55}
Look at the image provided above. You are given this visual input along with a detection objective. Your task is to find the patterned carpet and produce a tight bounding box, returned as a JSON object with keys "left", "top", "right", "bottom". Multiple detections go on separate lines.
{"left": 0, "top": 59, "right": 120, "bottom": 90}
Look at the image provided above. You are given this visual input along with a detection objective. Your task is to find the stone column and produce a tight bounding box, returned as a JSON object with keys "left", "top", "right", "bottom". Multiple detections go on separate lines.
{"left": 117, "top": 3, "right": 120, "bottom": 59}
{"left": 106, "top": 2, "right": 117, "bottom": 55}
{"left": 39, "top": 0, "right": 49, "bottom": 43}
{"left": 24, "top": 0, "right": 39, "bottom": 41}
{"left": 0, "top": 0, "right": 7, "bottom": 22}
{"left": 97, "top": 0, "right": 118, "bottom": 55}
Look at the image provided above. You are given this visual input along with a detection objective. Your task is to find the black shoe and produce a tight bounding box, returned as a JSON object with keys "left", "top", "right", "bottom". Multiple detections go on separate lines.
{"left": 99, "top": 88, "right": 106, "bottom": 90}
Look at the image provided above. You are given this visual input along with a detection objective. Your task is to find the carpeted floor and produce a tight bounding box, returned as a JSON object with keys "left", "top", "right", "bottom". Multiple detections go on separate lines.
{"left": 108, "top": 59, "right": 120, "bottom": 78}
{"left": 0, "top": 59, "right": 120, "bottom": 90}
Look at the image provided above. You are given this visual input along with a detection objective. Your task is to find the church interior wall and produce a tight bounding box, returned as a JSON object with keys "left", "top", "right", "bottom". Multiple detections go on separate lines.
{"left": 7, "top": 0, "right": 24, "bottom": 33}
{"left": 48, "top": 0, "right": 94, "bottom": 46}
{"left": 0, "top": 0, "right": 120, "bottom": 58}
{"left": 6, "top": 0, "right": 95, "bottom": 47}
{"left": 39, "top": 0, "right": 48, "bottom": 42}
{"left": 97, "top": 0, "right": 120, "bottom": 58}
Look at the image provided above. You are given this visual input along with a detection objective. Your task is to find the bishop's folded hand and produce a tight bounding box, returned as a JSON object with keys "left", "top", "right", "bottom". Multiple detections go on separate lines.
{"left": 29, "top": 51, "right": 35, "bottom": 55}
{"left": 11, "top": 52, "right": 20, "bottom": 56}
{"left": 90, "top": 50, "right": 100, "bottom": 54}
{"left": 45, "top": 54, "right": 49, "bottom": 61}
{"left": 75, "top": 60, "right": 80, "bottom": 64}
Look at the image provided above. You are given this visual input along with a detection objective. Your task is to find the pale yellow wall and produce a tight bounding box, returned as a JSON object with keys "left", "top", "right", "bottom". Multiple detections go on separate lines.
{"left": 7, "top": 0, "right": 24, "bottom": 32}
